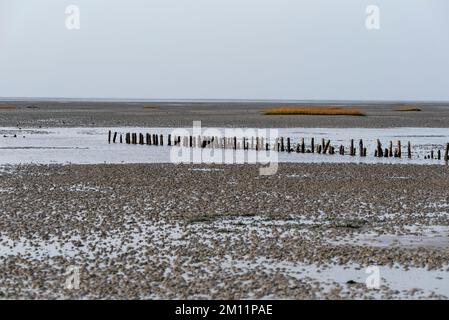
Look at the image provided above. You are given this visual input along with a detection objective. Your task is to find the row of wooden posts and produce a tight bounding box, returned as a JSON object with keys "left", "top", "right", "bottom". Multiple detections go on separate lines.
{"left": 108, "top": 131, "right": 449, "bottom": 161}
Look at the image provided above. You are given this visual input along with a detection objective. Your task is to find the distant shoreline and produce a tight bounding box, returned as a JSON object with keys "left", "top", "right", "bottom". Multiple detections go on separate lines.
{"left": 1, "top": 97, "right": 449, "bottom": 105}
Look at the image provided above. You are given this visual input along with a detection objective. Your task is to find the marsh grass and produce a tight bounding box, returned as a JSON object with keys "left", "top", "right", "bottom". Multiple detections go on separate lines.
{"left": 143, "top": 105, "right": 159, "bottom": 109}
{"left": 394, "top": 106, "right": 421, "bottom": 112}
{"left": 264, "top": 107, "right": 365, "bottom": 116}
{"left": 0, "top": 105, "right": 17, "bottom": 110}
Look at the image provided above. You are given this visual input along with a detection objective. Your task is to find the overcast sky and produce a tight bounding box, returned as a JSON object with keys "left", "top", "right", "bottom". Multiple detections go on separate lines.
{"left": 0, "top": 0, "right": 448, "bottom": 101}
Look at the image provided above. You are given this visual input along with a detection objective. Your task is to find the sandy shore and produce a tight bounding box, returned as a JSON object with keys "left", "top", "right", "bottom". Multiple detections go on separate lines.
{"left": 1, "top": 163, "right": 448, "bottom": 299}
{"left": 2, "top": 101, "right": 449, "bottom": 128}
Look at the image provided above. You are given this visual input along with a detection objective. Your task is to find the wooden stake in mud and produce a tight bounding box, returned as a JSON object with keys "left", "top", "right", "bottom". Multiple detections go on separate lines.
{"left": 388, "top": 141, "right": 393, "bottom": 157}
{"left": 445, "top": 143, "right": 449, "bottom": 162}
{"left": 120, "top": 134, "right": 122, "bottom": 143}
{"left": 407, "top": 141, "right": 412, "bottom": 159}
{"left": 431, "top": 150, "right": 434, "bottom": 159}
{"left": 126, "top": 133, "right": 130, "bottom": 144}
{"left": 359, "top": 139, "right": 364, "bottom": 156}
{"left": 108, "top": 130, "right": 111, "bottom": 143}
{"left": 139, "top": 133, "right": 144, "bottom": 145}
{"left": 321, "top": 138, "right": 325, "bottom": 151}
{"left": 287, "top": 138, "right": 291, "bottom": 153}
{"left": 376, "top": 139, "right": 382, "bottom": 157}
{"left": 113, "top": 132, "right": 117, "bottom": 143}
{"left": 168, "top": 134, "right": 171, "bottom": 146}
{"left": 339, "top": 145, "right": 344, "bottom": 155}
{"left": 311, "top": 138, "right": 315, "bottom": 153}
{"left": 301, "top": 138, "right": 305, "bottom": 153}
{"left": 234, "top": 137, "right": 237, "bottom": 150}
{"left": 323, "top": 140, "right": 330, "bottom": 154}
{"left": 350, "top": 139, "right": 354, "bottom": 156}
{"left": 280, "top": 137, "right": 285, "bottom": 152}
{"left": 397, "top": 140, "right": 402, "bottom": 158}
{"left": 160, "top": 134, "right": 164, "bottom": 146}
{"left": 438, "top": 149, "right": 441, "bottom": 160}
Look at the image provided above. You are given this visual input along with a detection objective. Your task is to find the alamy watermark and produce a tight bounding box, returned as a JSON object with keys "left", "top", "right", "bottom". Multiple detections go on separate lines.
{"left": 65, "top": 265, "right": 80, "bottom": 290}
{"left": 169, "top": 121, "right": 279, "bottom": 175}
{"left": 65, "top": 5, "right": 81, "bottom": 30}
{"left": 365, "top": 266, "right": 380, "bottom": 289}
{"left": 365, "top": 5, "right": 380, "bottom": 30}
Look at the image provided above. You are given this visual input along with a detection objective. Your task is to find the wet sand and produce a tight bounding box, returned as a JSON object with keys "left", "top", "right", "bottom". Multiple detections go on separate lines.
{"left": 1, "top": 100, "right": 448, "bottom": 300}
{"left": 0, "top": 163, "right": 448, "bottom": 299}
{"left": 1, "top": 100, "right": 449, "bottom": 128}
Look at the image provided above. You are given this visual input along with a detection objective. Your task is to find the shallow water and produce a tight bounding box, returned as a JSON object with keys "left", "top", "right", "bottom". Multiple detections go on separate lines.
{"left": 0, "top": 127, "right": 448, "bottom": 165}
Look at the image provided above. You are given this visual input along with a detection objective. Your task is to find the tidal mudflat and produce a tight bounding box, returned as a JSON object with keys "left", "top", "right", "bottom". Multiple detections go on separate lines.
{"left": 0, "top": 163, "right": 448, "bottom": 299}
{"left": 0, "top": 101, "right": 448, "bottom": 300}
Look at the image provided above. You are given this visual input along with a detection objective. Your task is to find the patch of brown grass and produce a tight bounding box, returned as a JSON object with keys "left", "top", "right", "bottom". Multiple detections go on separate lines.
{"left": 143, "top": 105, "right": 159, "bottom": 109}
{"left": 0, "top": 105, "right": 17, "bottom": 110}
{"left": 394, "top": 106, "right": 421, "bottom": 112}
{"left": 264, "top": 107, "right": 365, "bottom": 116}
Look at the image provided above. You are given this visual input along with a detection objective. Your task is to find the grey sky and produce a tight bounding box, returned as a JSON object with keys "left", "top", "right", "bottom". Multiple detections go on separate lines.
{"left": 0, "top": 0, "right": 448, "bottom": 101}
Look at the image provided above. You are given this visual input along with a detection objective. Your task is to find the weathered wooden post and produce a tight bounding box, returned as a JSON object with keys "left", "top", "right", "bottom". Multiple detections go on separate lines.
{"left": 113, "top": 132, "right": 117, "bottom": 143}
{"left": 389, "top": 141, "right": 393, "bottom": 157}
{"left": 350, "top": 139, "right": 354, "bottom": 156}
{"left": 311, "top": 138, "right": 315, "bottom": 153}
{"left": 323, "top": 140, "right": 330, "bottom": 154}
{"left": 407, "top": 141, "right": 411, "bottom": 159}
{"left": 301, "top": 138, "right": 305, "bottom": 153}
{"left": 321, "top": 138, "right": 325, "bottom": 151}
{"left": 287, "top": 138, "right": 291, "bottom": 153}
{"left": 108, "top": 130, "right": 111, "bottom": 143}
{"left": 234, "top": 137, "right": 237, "bottom": 150}
{"left": 431, "top": 150, "right": 434, "bottom": 159}
{"left": 359, "top": 139, "right": 364, "bottom": 156}
{"left": 438, "top": 149, "right": 441, "bottom": 160}
{"left": 376, "top": 139, "right": 382, "bottom": 157}
{"left": 120, "top": 134, "right": 122, "bottom": 143}
{"left": 445, "top": 143, "right": 449, "bottom": 162}
{"left": 280, "top": 137, "right": 285, "bottom": 152}
{"left": 160, "top": 135, "right": 164, "bottom": 146}
{"left": 397, "top": 140, "right": 402, "bottom": 158}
